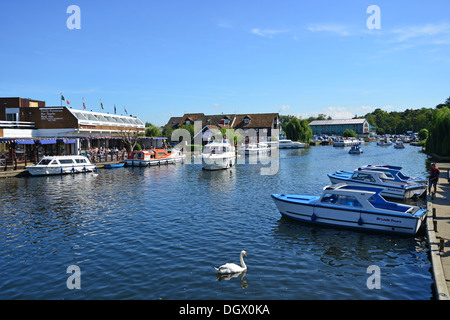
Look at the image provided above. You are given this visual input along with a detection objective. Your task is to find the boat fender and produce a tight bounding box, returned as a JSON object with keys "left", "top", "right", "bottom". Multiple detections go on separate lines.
{"left": 311, "top": 213, "right": 317, "bottom": 222}
{"left": 72, "top": 167, "right": 75, "bottom": 173}
{"left": 358, "top": 217, "right": 363, "bottom": 226}
{"left": 60, "top": 167, "right": 63, "bottom": 174}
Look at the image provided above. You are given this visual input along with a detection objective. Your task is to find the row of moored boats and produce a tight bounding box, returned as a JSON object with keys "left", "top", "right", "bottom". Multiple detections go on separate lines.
{"left": 272, "top": 164, "right": 428, "bottom": 236}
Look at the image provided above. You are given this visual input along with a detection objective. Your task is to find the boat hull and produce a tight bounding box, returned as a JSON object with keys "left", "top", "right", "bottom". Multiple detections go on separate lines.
{"left": 271, "top": 194, "right": 426, "bottom": 236}
{"left": 328, "top": 172, "right": 426, "bottom": 200}
{"left": 202, "top": 154, "right": 235, "bottom": 170}
{"left": 27, "top": 164, "right": 97, "bottom": 176}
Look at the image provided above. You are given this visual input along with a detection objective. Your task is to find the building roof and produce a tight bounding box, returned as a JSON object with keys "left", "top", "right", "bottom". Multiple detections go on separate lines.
{"left": 166, "top": 113, "right": 279, "bottom": 130}
{"left": 309, "top": 119, "right": 367, "bottom": 126}
{"left": 68, "top": 108, "right": 145, "bottom": 128}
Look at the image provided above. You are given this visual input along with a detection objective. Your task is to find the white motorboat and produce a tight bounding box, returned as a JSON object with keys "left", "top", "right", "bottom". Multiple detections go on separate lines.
{"left": 333, "top": 138, "right": 359, "bottom": 147}
{"left": 377, "top": 138, "right": 392, "bottom": 146}
{"left": 271, "top": 184, "right": 427, "bottom": 236}
{"left": 278, "top": 139, "right": 305, "bottom": 149}
{"left": 327, "top": 169, "right": 427, "bottom": 200}
{"left": 201, "top": 140, "right": 235, "bottom": 170}
{"left": 26, "top": 155, "right": 97, "bottom": 176}
{"left": 125, "top": 149, "right": 185, "bottom": 167}
{"left": 358, "top": 165, "right": 426, "bottom": 184}
{"left": 394, "top": 139, "right": 405, "bottom": 149}
{"left": 349, "top": 145, "right": 363, "bottom": 154}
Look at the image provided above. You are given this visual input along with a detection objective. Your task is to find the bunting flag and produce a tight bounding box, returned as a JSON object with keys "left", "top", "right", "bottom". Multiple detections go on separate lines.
{"left": 124, "top": 105, "right": 128, "bottom": 115}
{"left": 100, "top": 99, "right": 104, "bottom": 110}
{"left": 83, "top": 98, "right": 86, "bottom": 110}
{"left": 114, "top": 104, "right": 116, "bottom": 114}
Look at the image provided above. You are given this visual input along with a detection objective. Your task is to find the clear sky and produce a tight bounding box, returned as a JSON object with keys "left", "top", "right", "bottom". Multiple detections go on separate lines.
{"left": 1, "top": 0, "right": 450, "bottom": 126}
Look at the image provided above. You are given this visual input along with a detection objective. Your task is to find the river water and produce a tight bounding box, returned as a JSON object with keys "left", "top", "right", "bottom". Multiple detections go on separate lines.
{"left": 0, "top": 142, "right": 434, "bottom": 299}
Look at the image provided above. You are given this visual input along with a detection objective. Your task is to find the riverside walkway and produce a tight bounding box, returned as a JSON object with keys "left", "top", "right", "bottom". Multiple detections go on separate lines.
{"left": 428, "top": 163, "right": 450, "bottom": 300}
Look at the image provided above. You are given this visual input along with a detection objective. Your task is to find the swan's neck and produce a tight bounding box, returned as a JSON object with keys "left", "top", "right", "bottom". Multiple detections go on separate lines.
{"left": 240, "top": 253, "right": 247, "bottom": 269}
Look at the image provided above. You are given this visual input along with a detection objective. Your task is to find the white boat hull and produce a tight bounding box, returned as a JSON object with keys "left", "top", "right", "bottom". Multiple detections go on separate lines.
{"left": 202, "top": 154, "right": 235, "bottom": 170}
{"left": 27, "top": 164, "right": 97, "bottom": 176}
{"left": 272, "top": 194, "right": 425, "bottom": 236}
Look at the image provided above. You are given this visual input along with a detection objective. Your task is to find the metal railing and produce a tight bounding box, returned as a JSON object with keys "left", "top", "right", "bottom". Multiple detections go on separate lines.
{"left": 0, "top": 121, "right": 36, "bottom": 128}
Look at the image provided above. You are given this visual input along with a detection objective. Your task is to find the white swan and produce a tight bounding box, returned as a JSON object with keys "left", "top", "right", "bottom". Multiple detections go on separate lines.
{"left": 214, "top": 250, "right": 247, "bottom": 274}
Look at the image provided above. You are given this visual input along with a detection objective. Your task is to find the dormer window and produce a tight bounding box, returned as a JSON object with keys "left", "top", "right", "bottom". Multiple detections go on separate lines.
{"left": 244, "top": 117, "right": 250, "bottom": 124}
{"left": 185, "top": 119, "right": 191, "bottom": 125}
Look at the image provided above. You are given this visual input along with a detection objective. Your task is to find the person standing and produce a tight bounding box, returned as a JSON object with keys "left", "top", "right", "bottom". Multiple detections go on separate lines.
{"left": 428, "top": 163, "right": 440, "bottom": 200}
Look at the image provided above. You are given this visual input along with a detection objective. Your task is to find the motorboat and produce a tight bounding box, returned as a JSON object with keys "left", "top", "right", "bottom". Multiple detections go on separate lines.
{"left": 104, "top": 162, "right": 125, "bottom": 169}
{"left": 394, "top": 139, "right": 405, "bottom": 149}
{"left": 278, "top": 139, "right": 305, "bottom": 149}
{"left": 26, "top": 155, "right": 97, "bottom": 176}
{"left": 357, "top": 165, "right": 426, "bottom": 184}
{"left": 327, "top": 169, "right": 427, "bottom": 200}
{"left": 238, "top": 142, "right": 270, "bottom": 155}
{"left": 333, "top": 138, "right": 359, "bottom": 147}
{"left": 271, "top": 184, "right": 427, "bottom": 236}
{"left": 201, "top": 140, "right": 235, "bottom": 170}
{"left": 125, "top": 149, "right": 185, "bottom": 167}
{"left": 377, "top": 138, "right": 392, "bottom": 146}
{"left": 349, "top": 145, "right": 363, "bottom": 154}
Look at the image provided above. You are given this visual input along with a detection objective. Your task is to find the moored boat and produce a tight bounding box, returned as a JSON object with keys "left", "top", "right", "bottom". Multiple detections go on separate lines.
{"left": 327, "top": 169, "right": 427, "bottom": 200}
{"left": 394, "top": 139, "right": 405, "bottom": 149}
{"left": 125, "top": 149, "right": 185, "bottom": 167}
{"left": 271, "top": 184, "right": 427, "bottom": 236}
{"left": 238, "top": 142, "right": 271, "bottom": 155}
{"left": 201, "top": 140, "right": 235, "bottom": 170}
{"left": 26, "top": 155, "right": 97, "bottom": 176}
{"left": 358, "top": 164, "right": 426, "bottom": 184}
{"left": 278, "top": 139, "right": 305, "bottom": 149}
{"left": 104, "top": 162, "right": 125, "bottom": 169}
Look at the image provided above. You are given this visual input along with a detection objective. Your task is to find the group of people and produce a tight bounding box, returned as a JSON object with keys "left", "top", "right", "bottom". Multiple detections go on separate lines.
{"left": 85, "top": 146, "right": 127, "bottom": 163}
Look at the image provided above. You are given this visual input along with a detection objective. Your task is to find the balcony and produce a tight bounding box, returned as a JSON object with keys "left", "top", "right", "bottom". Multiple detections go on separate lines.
{"left": 0, "top": 121, "right": 36, "bottom": 129}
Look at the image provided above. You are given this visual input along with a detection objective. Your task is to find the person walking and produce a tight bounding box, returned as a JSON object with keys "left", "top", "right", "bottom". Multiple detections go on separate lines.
{"left": 428, "top": 163, "right": 440, "bottom": 200}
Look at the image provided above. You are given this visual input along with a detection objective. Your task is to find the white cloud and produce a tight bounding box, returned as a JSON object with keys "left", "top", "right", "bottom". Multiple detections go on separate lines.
{"left": 325, "top": 106, "right": 354, "bottom": 119}
{"left": 306, "top": 24, "right": 351, "bottom": 36}
{"left": 250, "top": 28, "right": 289, "bottom": 38}
{"left": 392, "top": 23, "right": 450, "bottom": 42}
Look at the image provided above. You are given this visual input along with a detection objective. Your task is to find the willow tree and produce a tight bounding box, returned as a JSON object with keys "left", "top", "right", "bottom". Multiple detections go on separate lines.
{"left": 426, "top": 107, "right": 450, "bottom": 157}
{"left": 285, "top": 117, "right": 312, "bottom": 142}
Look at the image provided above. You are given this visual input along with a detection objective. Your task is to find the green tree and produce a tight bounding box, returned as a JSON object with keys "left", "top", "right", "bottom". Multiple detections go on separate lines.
{"left": 342, "top": 129, "right": 357, "bottom": 138}
{"left": 418, "top": 128, "right": 428, "bottom": 140}
{"left": 426, "top": 107, "right": 450, "bottom": 156}
{"left": 145, "top": 122, "right": 162, "bottom": 137}
{"left": 285, "top": 117, "right": 312, "bottom": 142}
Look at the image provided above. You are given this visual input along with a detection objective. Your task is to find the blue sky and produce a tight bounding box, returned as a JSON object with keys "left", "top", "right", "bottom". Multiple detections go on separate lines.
{"left": 1, "top": 1, "right": 450, "bottom": 126}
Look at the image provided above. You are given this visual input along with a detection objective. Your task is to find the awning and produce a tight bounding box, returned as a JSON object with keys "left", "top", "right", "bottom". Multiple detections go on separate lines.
{"left": 38, "top": 139, "right": 57, "bottom": 145}
{"left": 16, "top": 139, "right": 35, "bottom": 144}
{"left": 57, "top": 139, "right": 77, "bottom": 144}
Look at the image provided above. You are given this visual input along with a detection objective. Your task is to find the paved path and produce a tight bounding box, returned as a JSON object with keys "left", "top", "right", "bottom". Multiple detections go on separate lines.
{"left": 429, "top": 163, "right": 450, "bottom": 299}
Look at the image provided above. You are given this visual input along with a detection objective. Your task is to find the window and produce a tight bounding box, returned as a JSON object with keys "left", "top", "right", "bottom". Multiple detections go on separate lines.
{"left": 244, "top": 117, "right": 250, "bottom": 124}
{"left": 352, "top": 172, "right": 375, "bottom": 182}
{"left": 59, "top": 159, "right": 75, "bottom": 164}
{"left": 321, "top": 193, "right": 362, "bottom": 208}
{"left": 75, "top": 158, "right": 87, "bottom": 163}
{"left": 38, "top": 159, "right": 52, "bottom": 165}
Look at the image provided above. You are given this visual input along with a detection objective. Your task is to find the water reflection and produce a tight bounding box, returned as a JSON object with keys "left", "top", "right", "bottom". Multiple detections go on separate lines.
{"left": 216, "top": 271, "right": 248, "bottom": 289}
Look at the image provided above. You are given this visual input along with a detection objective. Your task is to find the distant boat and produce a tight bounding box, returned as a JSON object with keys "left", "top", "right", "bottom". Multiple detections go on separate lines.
{"left": 278, "top": 139, "right": 305, "bottom": 149}
{"left": 377, "top": 138, "right": 392, "bottom": 146}
{"left": 333, "top": 138, "right": 359, "bottom": 147}
{"left": 271, "top": 183, "right": 427, "bottom": 236}
{"left": 201, "top": 140, "right": 235, "bottom": 170}
{"left": 394, "top": 139, "right": 405, "bottom": 149}
{"left": 26, "top": 155, "right": 97, "bottom": 176}
{"left": 349, "top": 145, "right": 363, "bottom": 154}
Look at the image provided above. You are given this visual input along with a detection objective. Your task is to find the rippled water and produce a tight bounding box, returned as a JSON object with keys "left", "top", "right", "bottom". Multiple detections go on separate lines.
{"left": 0, "top": 142, "right": 434, "bottom": 299}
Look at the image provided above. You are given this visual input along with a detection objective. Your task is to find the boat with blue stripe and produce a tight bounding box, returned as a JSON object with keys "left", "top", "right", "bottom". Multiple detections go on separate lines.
{"left": 327, "top": 168, "right": 427, "bottom": 200}
{"left": 271, "top": 184, "right": 427, "bottom": 236}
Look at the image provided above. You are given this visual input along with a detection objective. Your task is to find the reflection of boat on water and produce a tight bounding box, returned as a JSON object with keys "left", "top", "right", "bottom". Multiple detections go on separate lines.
{"left": 201, "top": 140, "right": 235, "bottom": 170}
{"left": 271, "top": 183, "right": 427, "bottom": 236}
{"left": 26, "top": 155, "right": 97, "bottom": 176}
